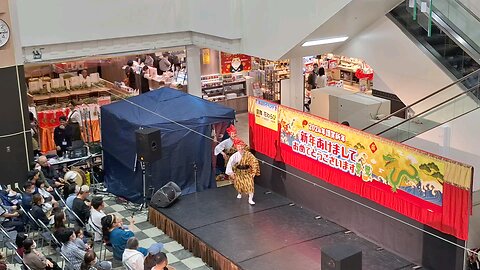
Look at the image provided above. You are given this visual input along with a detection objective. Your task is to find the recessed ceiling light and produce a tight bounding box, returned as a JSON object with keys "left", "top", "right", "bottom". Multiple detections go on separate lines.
{"left": 302, "top": 36, "right": 349, "bottom": 47}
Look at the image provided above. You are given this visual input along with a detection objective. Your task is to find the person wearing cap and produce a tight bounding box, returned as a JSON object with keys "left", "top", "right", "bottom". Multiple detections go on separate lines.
{"left": 72, "top": 185, "right": 91, "bottom": 226}
{"left": 226, "top": 138, "right": 260, "bottom": 205}
{"left": 143, "top": 243, "right": 166, "bottom": 270}
{"left": 122, "top": 237, "right": 145, "bottom": 270}
{"left": 214, "top": 125, "right": 239, "bottom": 174}
{"left": 89, "top": 196, "right": 106, "bottom": 242}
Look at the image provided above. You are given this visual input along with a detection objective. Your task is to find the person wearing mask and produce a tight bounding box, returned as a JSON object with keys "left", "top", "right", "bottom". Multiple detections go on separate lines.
{"left": 22, "top": 238, "right": 61, "bottom": 270}
{"left": 30, "top": 194, "right": 52, "bottom": 229}
{"left": 316, "top": 67, "right": 327, "bottom": 88}
{"left": 72, "top": 185, "right": 91, "bottom": 226}
{"left": 226, "top": 138, "right": 260, "bottom": 205}
{"left": 122, "top": 237, "right": 145, "bottom": 270}
{"left": 37, "top": 156, "right": 64, "bottom": 188}
{"left": 140, "top": 65, "right": 150, "bottom": 94}
{"left": 67, "top": 100, "right": 83, "bottom": 142}
{"left": 89, "top": 196, "right": 106, "bottom": 242}
{"left": 34, "top": 178, "right": 58, "bottom": 211}
{"left": 22, "top": 182, "right": 35, "bottom": 212}
{"left": 53, "top": 116, "right": 73, "bottom": 158}
{"left": 157, "top": 52, "right": 171, "bottom": 75}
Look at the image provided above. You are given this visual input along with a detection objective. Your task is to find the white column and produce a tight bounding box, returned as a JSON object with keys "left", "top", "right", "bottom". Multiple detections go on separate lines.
{"left": 287, "top": 57, "right": 304, "bottom": 111}
{"left": 186, "top": 45, "right": 202, "bottom": 97}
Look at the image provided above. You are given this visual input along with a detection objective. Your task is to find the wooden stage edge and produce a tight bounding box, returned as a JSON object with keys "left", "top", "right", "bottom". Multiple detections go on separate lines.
{"left": 148, "top": 207, "right": 240, "bottom": 270}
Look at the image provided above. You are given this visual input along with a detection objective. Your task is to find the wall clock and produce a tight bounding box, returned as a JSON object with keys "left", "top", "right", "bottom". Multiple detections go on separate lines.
{"left": 0, "top": 19, "right": 11, "bottom": 48}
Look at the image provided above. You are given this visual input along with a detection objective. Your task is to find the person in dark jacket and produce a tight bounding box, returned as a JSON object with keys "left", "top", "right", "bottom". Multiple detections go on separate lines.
{"left": 125, "top": 60, "right": 137, "bottom": 89}
{"left": 30, "top": 194, "right": 51, "bottom": 229}
{"left": 72, "top": 185, "right": 91, "bottom": 226}
{"left": 53, "top": 116, "right": 73, "bottom": 158}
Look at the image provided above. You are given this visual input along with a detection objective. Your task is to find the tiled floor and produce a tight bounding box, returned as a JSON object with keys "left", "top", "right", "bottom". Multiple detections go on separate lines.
{"left": 100, "top": 195, "right": 213, "bottom": 270}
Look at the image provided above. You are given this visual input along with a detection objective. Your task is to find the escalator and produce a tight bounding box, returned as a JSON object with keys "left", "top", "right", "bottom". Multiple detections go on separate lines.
{"left": 363, "top": 68, "right": 480, "bottom": 142}
{"left": 362, "top": 0, "right": 480, "bottom": 141}
{"left": 388, "top": 0, "right": 480, "bottom": 87}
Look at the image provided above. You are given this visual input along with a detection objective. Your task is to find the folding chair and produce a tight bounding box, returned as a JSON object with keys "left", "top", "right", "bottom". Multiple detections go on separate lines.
{"left": 0, "top": 225, "right": 17, "bottom": 261}
{"left": 87, "top": 217, "right": 105, "bottom": 257}
{"left": 53, "top": 188, "right": 66, "bottom": 208}
{"left": 60, "top": 250, "right": 75, "bottom": 270}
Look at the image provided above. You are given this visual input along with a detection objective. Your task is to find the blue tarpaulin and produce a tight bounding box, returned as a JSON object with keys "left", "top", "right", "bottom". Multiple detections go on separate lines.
{"left": 101, "top": 88, "right": 235, "bottom": 203}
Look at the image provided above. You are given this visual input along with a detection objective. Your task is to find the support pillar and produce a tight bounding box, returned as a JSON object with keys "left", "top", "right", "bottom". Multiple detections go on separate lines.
{"left": 282, "top": 57, "right": 304, "bottom": 111}
{"left": 0, "top": 0, "right": 32, "bottom": 184}
{"left": 186, "top": 45, "right": 202, "bottom": 97}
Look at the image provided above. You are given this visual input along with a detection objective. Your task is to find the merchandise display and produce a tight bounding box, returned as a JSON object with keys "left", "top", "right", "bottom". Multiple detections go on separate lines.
{"left": 201, "top": 73, "right": 248, "bottom": 112}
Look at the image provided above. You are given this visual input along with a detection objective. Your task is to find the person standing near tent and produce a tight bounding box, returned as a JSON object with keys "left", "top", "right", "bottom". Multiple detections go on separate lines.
{"left": 214, "top": 125, "right": 238, "bottom": 174}
{"left": 226, "top": 138, "right": 260, "bottom": 205}
{"left": 68, "top": 100, "right": 83, "bottom": 141}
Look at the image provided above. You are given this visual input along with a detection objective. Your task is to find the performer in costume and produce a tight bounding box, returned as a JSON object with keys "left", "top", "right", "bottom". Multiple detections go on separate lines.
{"left": 214, "top": 124, "right": 238, "bottom": 168}
{"left": 226, "top": 138, "right": 260, "bottom": 205}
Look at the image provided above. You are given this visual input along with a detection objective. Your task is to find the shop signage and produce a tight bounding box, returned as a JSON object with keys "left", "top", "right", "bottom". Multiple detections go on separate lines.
{"left": 278, "top": 106, "right": 445, "bottom": 206}
{"left": 255, "top": 99, "right": 278, "bottom": 131}
{"left": 221, "top": 52, "right": 251, "bottom": 74}
{"left": 202, "top": 48, "right": 210, "bottom": 65}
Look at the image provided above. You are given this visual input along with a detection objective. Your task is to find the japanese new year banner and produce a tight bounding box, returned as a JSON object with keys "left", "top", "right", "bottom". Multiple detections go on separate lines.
{"left": 255, "top": 99, "right": 278, "bottom": 131}
{"left": 278, "top": 107, "right": 445, "bottom": 206}
{"left": 221, "top": 52, "right": 252, "bottom": 74}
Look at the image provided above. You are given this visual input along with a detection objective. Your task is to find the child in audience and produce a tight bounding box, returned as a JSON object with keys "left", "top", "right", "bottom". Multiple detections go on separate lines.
{"left": 73, "top": 226, "right": 91, "bottom": 250}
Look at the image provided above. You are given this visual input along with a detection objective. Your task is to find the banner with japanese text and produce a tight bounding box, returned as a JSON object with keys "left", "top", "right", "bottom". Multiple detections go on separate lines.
{"left": 255, "top": 98, "right": 278, "bottom": 131}
{"left": 278, "top": 107, "right": 446, "bottom": 206}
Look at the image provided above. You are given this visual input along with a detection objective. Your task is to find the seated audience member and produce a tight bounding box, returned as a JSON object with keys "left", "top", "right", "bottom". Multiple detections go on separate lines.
{"left": 151, "top": 251, "right": 175, "bottom": 270}
{"left": 66, "top": 185, "right": 79, "bottom": 209}
{"left": 144, "top": 243, "right": 166, "bottom": 270}
{"left": 60, "top": 229, "right": 109, "bottom": 270}
{"left": 72, "top": 185, "right": 91, "bottom": 226}
{"left": 37, "top": 156, "right": 64, "bottom": 188}
{"left": 30, "top": 194, "right": 52, "bottom": 229}
{"left": 0, "top": 202, "right": 24, "bottom": 232}
{"left": 34, "top": 178, "right": 58, "bottom": 212}
{"left": 80, "top": 250, "right": 112, "bottom": 270}
{"left": 22, "top": 182, "right": 37, "bottom": 212}
{"left": 52, "top": 210, "right": 67, "bottom": 239}
{"left": 102, "top": 214, "right": 162, "bottom": 260}
{"left": 89, "top": 196, "right": 106, "bottom": 242}
{"left": 0, "top": 185, "right": 22, "bottom": 206}
{"left": 16, "top": 233, "right": 27, "bottom": 258}
{"left": 74, "top": 226, "right": 91, "bottom": 250}
{"left": 22, "top": 238, "right": 61, "bottom": 270}
{"left": 122, "top": 237, "right": 145, "bottom": 270}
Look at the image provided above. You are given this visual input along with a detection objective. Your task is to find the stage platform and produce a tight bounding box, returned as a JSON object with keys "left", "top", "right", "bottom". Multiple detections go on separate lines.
{"left": 148, "top": 185, "right": 417, "bottom": 270}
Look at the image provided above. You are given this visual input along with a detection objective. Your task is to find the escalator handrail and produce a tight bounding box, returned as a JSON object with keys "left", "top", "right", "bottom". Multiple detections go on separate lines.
{"left": 376, "top": 82, "right": 480, "bottom": 137}
{"left": 362, "top": 69, "right": 480, "bottom": 131}
{"left": 454, "top": 0, "right": 480, "bottom": 27}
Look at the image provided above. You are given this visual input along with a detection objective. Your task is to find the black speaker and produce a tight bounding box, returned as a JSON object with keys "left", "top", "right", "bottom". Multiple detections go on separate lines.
{"left": 135, "top": 128, "right": 162, "bottom": 163}
{"left": 150, "top": 181, "right": 182, "bottom": 208}
{"left": 321, "top": 244, "right": 362, "bottom": 270}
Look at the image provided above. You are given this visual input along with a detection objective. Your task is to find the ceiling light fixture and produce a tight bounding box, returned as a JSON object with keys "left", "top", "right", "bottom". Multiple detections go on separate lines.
{"left": 302, "top": 36, "right": 349, "bottom": 47}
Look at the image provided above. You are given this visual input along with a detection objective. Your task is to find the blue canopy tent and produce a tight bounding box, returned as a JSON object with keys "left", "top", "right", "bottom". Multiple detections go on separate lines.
{"left": 100, "top": 88, "right": 235, "bottom": 203}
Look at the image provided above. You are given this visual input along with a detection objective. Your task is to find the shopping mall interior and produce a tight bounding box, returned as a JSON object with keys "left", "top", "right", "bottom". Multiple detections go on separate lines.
{"left": 1, "top": 0, "right": 480, "bottom": 269}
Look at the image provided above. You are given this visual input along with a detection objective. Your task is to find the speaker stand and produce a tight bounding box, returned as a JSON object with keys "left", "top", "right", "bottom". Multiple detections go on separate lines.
{"left": 139, "top": 161, "right": 148, "bottom": 212}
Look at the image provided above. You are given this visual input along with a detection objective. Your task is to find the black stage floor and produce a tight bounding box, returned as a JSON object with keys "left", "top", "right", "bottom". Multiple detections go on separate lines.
{"left": 153, "top": 185, "right": 416, "bottom": 270}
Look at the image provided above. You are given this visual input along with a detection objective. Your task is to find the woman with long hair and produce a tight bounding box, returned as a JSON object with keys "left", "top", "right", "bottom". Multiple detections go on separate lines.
{"left": 101, "top": 214, "right": 161, "bottom": 260}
